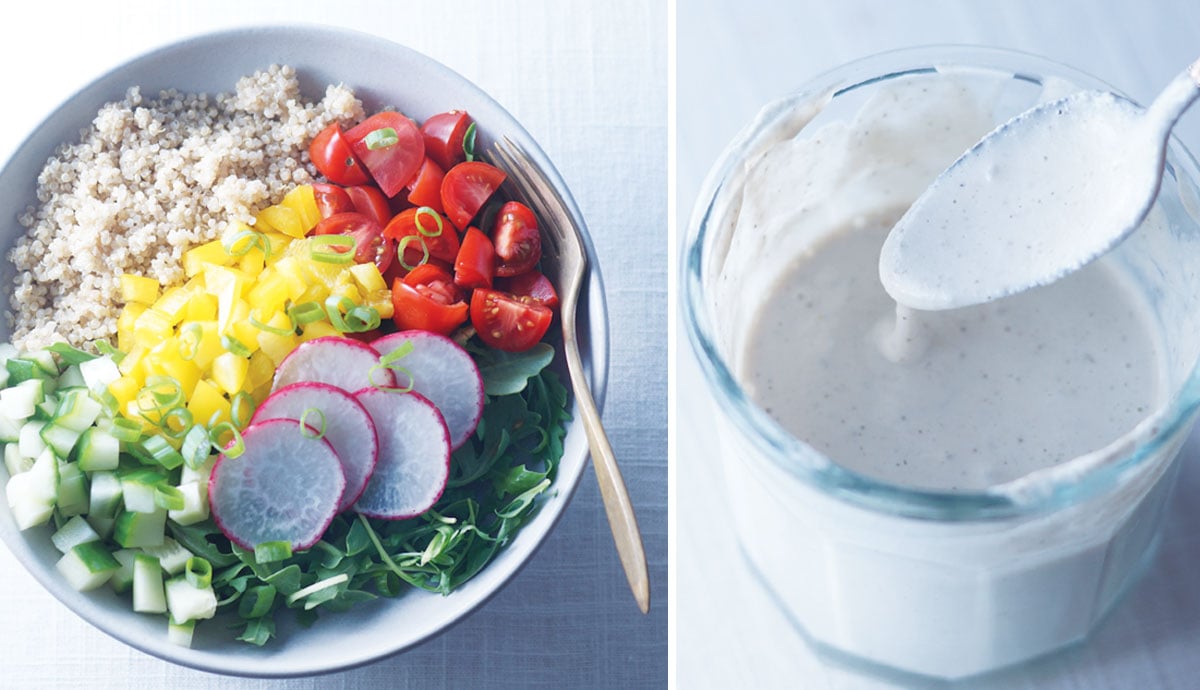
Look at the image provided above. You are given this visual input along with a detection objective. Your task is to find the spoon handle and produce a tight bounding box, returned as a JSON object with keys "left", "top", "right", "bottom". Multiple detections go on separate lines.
{"left": 1146, "top": 56, "right": 1200, "bottom": 130}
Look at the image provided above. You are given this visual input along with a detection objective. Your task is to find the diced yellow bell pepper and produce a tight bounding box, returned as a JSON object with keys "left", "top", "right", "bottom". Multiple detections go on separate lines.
{"left": 255, "top": 312, "right": 299, "bottom": 365}
{"left": 211, "top": 352, "right": 249, "bottom": 396}
{"left": 133, "top": 308, "right": 174, "bottom": 348}
{"left": 183, "top": 240, "right": 232, "bottom": 277}
{"left": 178, "top": 321, "right": 223, "bottom": 370}
{"left": 348, "top": 262, "right": 387, "bottom": 294}
{"left": 270, "top": 256, "right": 309, "bottom": 300}
{"left": 117, "top": 303, "right": 147, "bottom": 352}
{"left": 281, "top": 185, "right": 321, "bottom": 234}
{"left": 244, "top": 350, "right": 275, "bottom": 394}
{"left": 185, "top": 292, "right": 218, "bottom": 322}
{"left": 247, "top": 271, "right": 291, "bottom": 314}
{"left": 187, "top": 379, "right": 230, "bottom": 427}
{"left": 237, "top": 248, "right": 266, "bottom": 277}
{"left": 107, "top": 375, "right": 141, "bottom": 411}
{"left": 257, "top": 204, "right": 305, "bottom": 239}
{"left": 120, "top": 274, "right": 160, "bottom": 305}
{"left": 366, "top": 290, "right": 395, "bottom": 319}
{"left": 153, "top": 286, "right": 192, "bottom": 326}
{"left": 300, "top": 320, "right": 339, "bottom": 342}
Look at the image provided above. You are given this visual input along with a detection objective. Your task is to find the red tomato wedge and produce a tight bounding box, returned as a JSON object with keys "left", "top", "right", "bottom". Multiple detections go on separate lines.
{"left": 310, "top": 212, "right": 395, "bottom": 274}
{"left": 309, "top": 124, "right": 371, "bottom": 186}
{"left": 441, "top": 161, "right": 506, "bottom": 230}
{"left": 312, "top": 183, "right": 354, "bottom": 218}
{"left": 454, "top": 227, "right": 495, "bottom": 290}
{"left": 421, "top": 110, "right": 474, "bottom": 171}
{"left": 407, "top": 157, "right": 446, "bottom": 213}
{"left": 345, "top": 112, "right": 425, "bottom": 198}
{"left": 470, "top": 288, "right": 553, "bottom": 352}
{"left": 492, "top": 201, "right": 541, "bottom": 277}
{"left": 499, "top": 270, "right": 559, "bottom": 309}
{"left": 392, "top": 264, "right": 468, "bottom": 335}
{"left": 344, "top": 185, "right": 391, "bottom": 226}
{"left": 383, "top": 207, "right": 461, "bottom": 266}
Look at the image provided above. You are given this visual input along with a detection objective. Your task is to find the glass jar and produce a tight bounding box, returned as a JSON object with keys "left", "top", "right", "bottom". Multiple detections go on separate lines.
{"left": 681, "top": 45, "right": 1200, "bottom": 680}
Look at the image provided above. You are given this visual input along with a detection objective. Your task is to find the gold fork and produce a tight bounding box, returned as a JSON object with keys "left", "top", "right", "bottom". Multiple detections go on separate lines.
{"left": 489, "top": 137, "right": 650, "bottom": 614}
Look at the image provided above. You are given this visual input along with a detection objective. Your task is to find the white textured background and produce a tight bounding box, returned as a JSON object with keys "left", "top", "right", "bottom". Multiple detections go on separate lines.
{"left": 0, "top": 1, "right": 666, "bottom": 688}
{"left": 677, "top": 1, "right": 1200, "bottom": 689}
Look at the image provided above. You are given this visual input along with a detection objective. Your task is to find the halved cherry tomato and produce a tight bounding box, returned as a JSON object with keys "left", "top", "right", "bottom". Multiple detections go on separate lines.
{"left": 421, "top": 111, "right": 474, "bottom": 171}
{"left": 470, "top": 288, "right": 553, "bottom": 352}
{"left": 407, "top": 157, "right": 445, "bottom": 213}
{"left": 344, "top": 185, "right": 391, "bottom": 226}
{"left": 312, "top": 183, "right": 354, "bottom": 218}
{"left": 492, "top": 201, "right": 541, "bottom": 277}
{"left": 392, "top": 265, "right": 468, "bottom": 335}
{"left": 309, "top": 124, "right": 371, "bottom": 186}
{"left": 441, "top": 161, "right": 506, "bottom": 230}
{"left": 499, "top": 270, "right": 559, "bottom": 309}
{"left": 383, "top": 207, "right": 461, "bottom": 266}
{"left": 454, "top": 227, "right": 494, "bottom": 290}
{"left": 310, "top": 212, "right": 395, "bottom": 274}
{"left": 345, "top": 112, "right": 425, "bottom": 198}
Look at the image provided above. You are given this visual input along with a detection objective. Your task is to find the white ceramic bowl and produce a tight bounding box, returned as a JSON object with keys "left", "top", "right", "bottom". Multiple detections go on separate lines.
{"left": 0, "top": 25, "right": 607, "bottom": 677}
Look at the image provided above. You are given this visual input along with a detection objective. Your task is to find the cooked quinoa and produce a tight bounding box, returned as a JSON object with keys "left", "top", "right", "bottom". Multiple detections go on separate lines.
{"left": 7, "top": 64, "right": 365, "bottom": 351}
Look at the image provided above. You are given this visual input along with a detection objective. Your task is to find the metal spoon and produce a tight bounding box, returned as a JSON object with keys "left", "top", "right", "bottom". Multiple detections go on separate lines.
{"left": 880, "top": 57, "right": 1200, "bottom": 311}
{"left": 489, "top": 137, "right": 651, "bottom": 613}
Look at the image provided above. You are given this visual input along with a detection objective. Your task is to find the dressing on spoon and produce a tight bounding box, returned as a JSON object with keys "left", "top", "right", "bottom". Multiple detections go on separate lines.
{"left": 879, "top": 58, "right": 1200, "bottom": 311}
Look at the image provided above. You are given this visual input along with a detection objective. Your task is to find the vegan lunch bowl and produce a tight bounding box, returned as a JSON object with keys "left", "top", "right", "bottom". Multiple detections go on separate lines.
{"left": 0, "top": 26, "right": 606, "bottom": 677}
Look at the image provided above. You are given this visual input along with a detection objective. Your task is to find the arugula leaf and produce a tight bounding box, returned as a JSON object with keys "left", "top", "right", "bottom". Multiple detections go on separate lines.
{"left": 475, "top": 342, "right": 555, "bottom": 395}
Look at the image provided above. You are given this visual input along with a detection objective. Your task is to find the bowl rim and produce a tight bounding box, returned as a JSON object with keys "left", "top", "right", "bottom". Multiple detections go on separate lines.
{"left": 0, "top": 23, "right": 609, "bottom": 677}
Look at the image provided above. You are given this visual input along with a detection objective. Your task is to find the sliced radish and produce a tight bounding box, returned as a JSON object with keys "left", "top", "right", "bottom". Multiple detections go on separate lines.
{"left": 272, "top": 336, "right": 394, "bottom": 393}
{"left": 251, "top": 383, "right": 379, "bottom": 512}
{"left": 352, "top": 388, "right": 450, "bottom": 519}
{"left": 373, "top": 331, "right": 484, "bottom": 450}
{"left": 207, "top": 419, "right": 345, "bottom": 551}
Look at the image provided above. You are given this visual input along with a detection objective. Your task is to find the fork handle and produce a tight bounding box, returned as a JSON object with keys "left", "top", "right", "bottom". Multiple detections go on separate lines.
{"left": 563, "top": 325, "right": 651, "bottom": 613}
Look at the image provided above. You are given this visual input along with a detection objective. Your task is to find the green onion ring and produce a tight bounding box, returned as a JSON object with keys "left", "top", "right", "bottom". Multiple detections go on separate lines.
{"left": 396, "top": 235, "right": 429, "bottom": 271}
{"left": 413, "top": 207, "right": 444, "bottom": 237}
{"left": 231, "top": 392, "right": 256, "bottom": 429}
{"left": 287, "top": 301, "right": 326, "bottom": 326}
{"left": 222, "top": 229, "right": 272, "bottom": 260}
{"left": 363, "top": 127, "right": 398, "bottom": 150}
{"left": 309, "top": 235, "right": 356, "bottom": 265}
{"left": 178, "top": 323, "right": 203, "bottom": 361}
{"left": 209, "top": 422, "right": 245, "bottom": 458}
{"left": 220, "top": 334, "right": 252, "bottom": 358}
{"left": 299, "top": 408, "right": 327, "bottom": 440}
{"left": 249, "top": 313, "right": 295, "bottom": 336}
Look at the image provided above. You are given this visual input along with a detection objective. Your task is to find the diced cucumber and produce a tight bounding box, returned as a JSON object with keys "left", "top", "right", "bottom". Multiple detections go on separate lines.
{"left": 56, "top": 364, "right": 87, "bottom": 390}
{"left": 167, "top": 618, "right": 196, "bottom": 647}
{"left": 5, "top": 448, "right": 58, "bottom": 530}
{"left": 0, "top": 343, "right": 16, "bottom": 363}
{"left": 55, "top": 541, "right": 121, "bottom": 591}
{"left": 22, "top": 351, "right": 59, "bottom": 377}
{"left": 4, "top": 443, "right": 32, "bottom": 476}
{"left": 2, "top": 379, "right": 45, "bottom": 421}
{"left": 86, "top": 514, "right": 115, "bottom": 540}
{"left": 109, "top": 548, "right": 138, "bottom": 593}
{"left": 52, "top": 389, "right": 103, "bottom": 432}
{"left": 18, "top": 420, "right": 47, "bottom": 458}
{"left": 141, "top": 537, "right": 194, "bottom": 575}
{"left": 33, "top": 397, "right": 58, "bottom": 421}
{"left": 113, "top": 507, "right": 166, "bottom": 548}
{"left": 121, "top": 470, "right": 166, "bottom": 513}
{"left": 133, "top": 554, "right": 167, "bottom": 614}
{"left": 167, "top": 481, "right": 209, "bottom": 526}
{"left": 164, "top": 576, "right": 217, "bottom": 622}
{"left": 76, "top": 427, "right": 119, "bottom": 471}
{"left": 40, "top": 421, "right": 83, "bottom": 459}
{"left": 88, "top": 471, "right": 123, "bottom": 519}
{"left": 55, "top": 462, "right": 89, "bottom": 516}
{"left": 140, "top": 435, "right": 184, "bottom": 470}
{"left": 0, "top": 411, "right": 21, "bottom": 443}
{"left": 4, "top": 357, "right": 40, "bottom": 384}
{"left": 50, "top": 515, "right": 100, "bottom": 553}
{"left": 79, "top": 356, "right": 121, "bottom": 396}
{"left": 179, "top": 455, "right": 215, "bottom": 485}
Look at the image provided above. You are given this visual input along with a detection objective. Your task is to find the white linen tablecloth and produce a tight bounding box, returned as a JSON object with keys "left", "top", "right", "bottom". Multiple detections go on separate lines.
{"left": 0, "top": 1, "right": 666, "bottom": 688}
{"left": 677, "top": 1, "right": 1200, "bottom": 688}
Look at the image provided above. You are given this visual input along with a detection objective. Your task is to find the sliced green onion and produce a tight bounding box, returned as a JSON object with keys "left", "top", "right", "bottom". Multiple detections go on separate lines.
{"left": 136, "top": 376, "right": 184, "bottom": 422}
{"left": 414, "top": 206, "right": 444, "bottom": 237}
{"left": 95, "top": 340, "right": 126, "bottom": 363}
{"left": 220, "top": 334, "right": 252, "bottom": 358}
{"left": 178, "top": 323, "right": 203, "bottom": 361}
{"left": 141, "top": 434, "right": 185, "bottom": 470}
{"left": 324, "top": 296, "right": 381, "bottom": 334}
{"left": 254, "top": 541, "right": 293, "bottom": 564}
{"left": 370, "top": 340, "right": 416, "bottom": 393}
{"left": 223, "top": 229, "right": 272, "bottom": 260}
{"left": 109, "top": 417, "right": 143, "bottom": 443}
{"left": 154, "top": 484, "right": 186, "bottom": 511}
{"left": 158, "top": 407, "right": 194, "bottom": 440}
{"left": 309, "top": 235, "right": 356, "bottom": 265}
{"left": 238, "top": 584, "right": 277, "bottom": 618}
{"left": 47, "top": 342, "right": 97, "bottom": 365}
{"left": 363, "top": 127, "right": 398, "bottom": 150}
{"left": 209, "top": 422, "right": 245, "bottom": 458}
{"left": 180, "top": 424, "right": 211, "bottom": 469}
{"left": 231, "top": 392, "right": 255, "bottom": 429}
{"left": 287, "top": 301, "right": 327, "bottom": 326}
{"left": 249, "top": 313, "right": 295, "bottom": 336}
{"left": 396, "top": 234, "right": 430, "bottom": 271}
{"left": 97, "top": 389, "right": 121, "bottom": 417}
{"left": 185, "top": 556, "right": 213, "bottom": 589}
{"left": 285, "top": 573, "right": 349, "bottom": 606}
{"left": 298, "top": 408, "right": 326, "bottom": 440}
{"left": 462, "top": 122, "right": 477, "bottom": 162}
